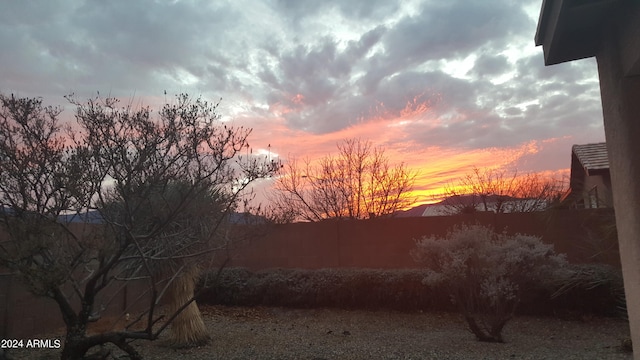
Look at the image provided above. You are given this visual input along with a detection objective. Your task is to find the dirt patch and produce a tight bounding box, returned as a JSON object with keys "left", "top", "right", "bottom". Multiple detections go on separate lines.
{"left": 6, "top": 305, "right": 632, "bottom": 360}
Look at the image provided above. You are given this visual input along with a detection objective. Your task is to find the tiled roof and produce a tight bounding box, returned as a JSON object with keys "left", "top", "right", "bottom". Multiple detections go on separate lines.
{"left": 572, "top": 142, "right": 609, "bottom": 175}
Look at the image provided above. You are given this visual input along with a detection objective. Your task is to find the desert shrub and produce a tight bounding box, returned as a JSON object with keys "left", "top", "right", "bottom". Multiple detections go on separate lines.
{"left": 197, "top": 264, "right": 621, "bottom": 317}
{"left": 198, "top": 267, "right": 453, "bottom": 311}
{"left": 411, "top": 224, "right": 567, "bottom": 342}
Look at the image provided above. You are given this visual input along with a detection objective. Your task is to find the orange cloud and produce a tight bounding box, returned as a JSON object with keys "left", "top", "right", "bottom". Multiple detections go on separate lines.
{"left": 237, "top": 98, "right": 571, "bottom": 208}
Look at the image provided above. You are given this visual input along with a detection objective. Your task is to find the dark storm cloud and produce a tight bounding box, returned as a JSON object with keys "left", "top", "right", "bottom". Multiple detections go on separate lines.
{"left": 261, "top": 26, "right": 388, "bottom": 132}
{"left": 470, "top": 54, "right": 510, "bottom": 77}
{"left": 0, "top": 0, "right": 255, "bottom": 99}
{"left": 0, "top": 0, "right": 605, "bottom": 158}
{"left": 374, "top": 53, "right": 603, "bottom": 152}
{"left": 71, "top": 2, "right": 232, "bottom": 67}
{"left": 274, "top": 0, "right": 401, "bottom": 23}
{"left": 384, "top": 1, "right": 531, "bottom": 62}
{"left": 263, "top": 0, "right": 546, "bottom": 135}
{"left": 378, "top": 70, "right": 507, "bottom": 149}
{"left": 512, "top": 56, "right": 603, "bottom": 128}
{"left": 354, "top": 0, "right": 534, "bottom": 93}
{"left": 69, "top": 1, "right": 255, "bottom": 95}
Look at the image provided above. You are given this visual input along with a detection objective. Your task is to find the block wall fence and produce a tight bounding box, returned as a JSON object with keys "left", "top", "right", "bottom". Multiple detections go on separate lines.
{"left": 227, "top": 209, "right": 620, "bottom": 270}
{"left": 0, "top": 223, "right": 150, "bottom": 339}
{"left": 0, "top": 274, "right": 148, "bottom": 339}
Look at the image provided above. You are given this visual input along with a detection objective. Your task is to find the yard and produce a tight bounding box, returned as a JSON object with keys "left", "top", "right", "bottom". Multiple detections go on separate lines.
{"left": 7, "top": 305, "right": 632, "bottom": 360}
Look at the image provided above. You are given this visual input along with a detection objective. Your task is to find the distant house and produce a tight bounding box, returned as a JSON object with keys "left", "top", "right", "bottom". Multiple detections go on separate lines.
{"left": 562, "top": 142, "right": 612, "bottom": 209}
{"left": 394, "top": 203, "right": 431, "bottom": 217}
{"left": 420, "top": 194, "right": 547, "bottom": 217}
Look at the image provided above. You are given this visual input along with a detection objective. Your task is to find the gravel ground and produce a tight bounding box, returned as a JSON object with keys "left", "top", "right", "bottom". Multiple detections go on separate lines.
{"left": 6, "top": 305, "right": 632, "bottom": 360}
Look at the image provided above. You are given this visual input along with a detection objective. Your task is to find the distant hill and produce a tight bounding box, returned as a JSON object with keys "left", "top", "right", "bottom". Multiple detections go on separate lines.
{"left": 58, "top": 210, "right": 104, "bottom": 224}
{"left": 61, "top": 210, "right": 264, "bottom": 225}
{"left": 3, "top": 207, "right": 263, "bottom": 225}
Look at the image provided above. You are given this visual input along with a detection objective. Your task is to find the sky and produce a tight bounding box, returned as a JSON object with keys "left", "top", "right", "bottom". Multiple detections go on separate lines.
{"left": 0, "top": 0, "right": 607, "bottom": 206}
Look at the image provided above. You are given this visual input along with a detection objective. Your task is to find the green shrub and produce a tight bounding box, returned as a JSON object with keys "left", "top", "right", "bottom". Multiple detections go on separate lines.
{"left": 198, "top": 267, "right": 453, "bottom": 311}
{"left": 411, "top": 224, "right": 568, "bottom": 342}
{"left": 197, "top": 264, "right": 623, "bottom": 318}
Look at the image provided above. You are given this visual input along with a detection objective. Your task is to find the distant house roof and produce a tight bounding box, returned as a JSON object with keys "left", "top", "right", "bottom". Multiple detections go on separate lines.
{"left": 572, "top": 142, "right": 609, "bottom": 175}
{"left": 395, "top": 204, "right": 430, "bottom": 217}
{"left": 420, "top": 195, "right": 548, "bottom": 216}
{"left": 563, "top": 142, "right": 613, "bottom": 208}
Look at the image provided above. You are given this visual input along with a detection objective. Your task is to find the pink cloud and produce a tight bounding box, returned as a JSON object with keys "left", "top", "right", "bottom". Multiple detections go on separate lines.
{"left": 241, "top": 101, "right": 570, "bottom": 207}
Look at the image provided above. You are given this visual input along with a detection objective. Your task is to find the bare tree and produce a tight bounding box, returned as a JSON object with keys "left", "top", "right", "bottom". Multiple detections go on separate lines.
{"left": 271, "top": 138, "right": 416, "bottom": 221}
{"left": 438, "top": 167, "right": 565, "bottom": 215}
{"left": 0, "top": 93, "right": 277, "bottom": 359}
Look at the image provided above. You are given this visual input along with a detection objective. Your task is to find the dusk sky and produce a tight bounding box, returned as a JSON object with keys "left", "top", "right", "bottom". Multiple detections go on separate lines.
{"left": 0, "top": 0, "right": 607, "bottom": 205}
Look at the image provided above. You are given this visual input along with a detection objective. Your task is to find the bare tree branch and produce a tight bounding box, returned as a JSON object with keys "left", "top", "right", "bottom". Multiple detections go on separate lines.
{"left": 271, "top": 138, "right": 417, "bottom": 221}
{"left": 438, "top": 167, "right": 566, "bottom": 215}
{"left": 0, "top": 93, "right": 277, "bottom": 359}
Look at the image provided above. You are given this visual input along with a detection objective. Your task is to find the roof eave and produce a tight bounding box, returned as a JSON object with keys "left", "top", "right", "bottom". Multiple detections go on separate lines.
{"left": 535, "top": 0, "right": 623, "bottom": 65}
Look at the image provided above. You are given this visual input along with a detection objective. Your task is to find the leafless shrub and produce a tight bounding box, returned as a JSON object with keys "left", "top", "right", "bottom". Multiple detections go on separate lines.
{"left": 412, "top": 224, "right": 567, "bottom": 342}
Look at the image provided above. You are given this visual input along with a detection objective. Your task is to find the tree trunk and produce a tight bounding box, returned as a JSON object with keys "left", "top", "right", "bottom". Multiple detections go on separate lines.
{"left": 61, "top": 329, "right": 144, "bottom": 360}
{"left": 61, "top": 326, "right": 90, "bottom": 360}
{"left": 464, "top": 315, "right": 504, "bottom": 343}
{"left": 167, "top": 266, "right": 210, "bottom": 347}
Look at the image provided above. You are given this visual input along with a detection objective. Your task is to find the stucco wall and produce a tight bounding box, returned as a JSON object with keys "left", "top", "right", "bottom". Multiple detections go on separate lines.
{"left": 596, "top": 3, "right": 640, "bottom": 355}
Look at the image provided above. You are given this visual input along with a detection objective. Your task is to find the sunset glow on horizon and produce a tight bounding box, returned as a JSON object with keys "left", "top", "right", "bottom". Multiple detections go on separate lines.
{"left": 245, "top": 95, "right": 573, "bottom": 207}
